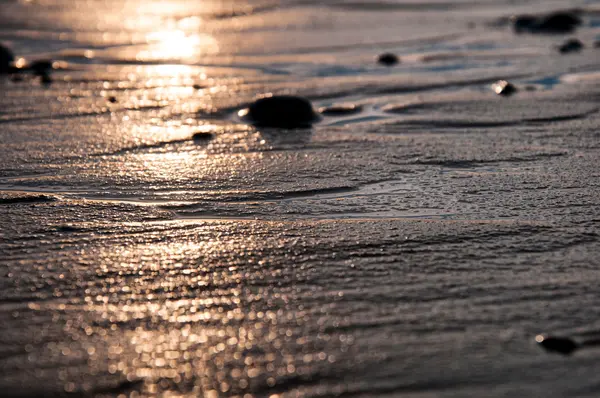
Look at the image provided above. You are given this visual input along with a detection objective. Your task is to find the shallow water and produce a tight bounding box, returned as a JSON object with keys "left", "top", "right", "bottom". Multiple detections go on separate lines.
{"left": 2, "top": 0, "right": 600, "bottom": 397}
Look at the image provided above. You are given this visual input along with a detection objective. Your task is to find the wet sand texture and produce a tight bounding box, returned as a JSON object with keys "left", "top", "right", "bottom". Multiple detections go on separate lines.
{"left": 2, "top": 0, "right": 600, "bottom": 397}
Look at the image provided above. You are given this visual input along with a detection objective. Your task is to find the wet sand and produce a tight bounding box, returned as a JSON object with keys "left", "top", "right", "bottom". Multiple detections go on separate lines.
{"left": 2, "top": 0, "right": 600, "bottom": 397}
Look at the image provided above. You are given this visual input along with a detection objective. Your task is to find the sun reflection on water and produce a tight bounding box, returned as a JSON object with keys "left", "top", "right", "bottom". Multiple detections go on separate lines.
{"left": 138, "top": 30, "right": 219, "bottom": 62}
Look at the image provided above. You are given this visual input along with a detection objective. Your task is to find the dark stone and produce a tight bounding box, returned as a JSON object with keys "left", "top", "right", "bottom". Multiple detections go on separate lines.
{"left": 192, "top": 132, "right": 214, "bottom": 142}
{"left": 319, "top": 103, "right": 363, "bottom": 116}
{"left": 29, "top": 60, "right": 53, "bottom": 76}
{"left": 512, "top": 11, "right": 582, "bottom": 34}
{"left": 537, "top": 11, "right": 582, "bottom": 33}
{"left": 595, "top": 40, "right": 600, "bottom": 48}
{"left": 512, "top": 15, "right": 538, "bottom": 33}
{"left": 243, "top": 95, "right": 319, "bottom": 128}
{"left": 558, "top": 38, "right": 583, "bottom": 53}
{"left": 536, "top": 335, "right": 578, "bottom": 355}
{"left": 40, "top": 73, "right": 52, "bottom": 85}
{"left": 491, "top": 80, "right": 517, "bottom": 96}
{"left": 377, "top": 53, "right": 399, "bottom": 66}
{"left": 55, "top": 225, "right": 80, "bottom": 233}
{"left": 107, "top": 96, "right": 118, "bottom": 103}
{"left": 0, "top": 44, "right": 15, "bottom": 74}
{"left": 192, "top": 84, "right": 205, "bottom": 90}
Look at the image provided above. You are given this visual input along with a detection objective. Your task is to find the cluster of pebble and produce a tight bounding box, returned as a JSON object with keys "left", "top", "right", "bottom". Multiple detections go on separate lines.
{"left": 0, "top": 44, "right": 54, "bottom": 84}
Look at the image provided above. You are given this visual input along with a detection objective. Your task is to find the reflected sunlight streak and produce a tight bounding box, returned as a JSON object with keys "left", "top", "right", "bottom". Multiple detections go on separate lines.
{"left": 138, "top": 30, "right": 219, "bottom": 62}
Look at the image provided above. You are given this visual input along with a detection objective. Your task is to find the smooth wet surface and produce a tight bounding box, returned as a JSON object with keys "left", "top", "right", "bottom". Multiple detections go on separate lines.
{"left": 2, "top": 0, "right": 600, "bottom": 397}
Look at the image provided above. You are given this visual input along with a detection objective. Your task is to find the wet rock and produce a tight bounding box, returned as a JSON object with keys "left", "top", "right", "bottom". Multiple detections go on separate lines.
{"left": 40, "top": 73, "right": 52, "bottom": 85}
{"left": 558, "top": 38, "right": 583, "bottom": 54}
{"left": 107, "top": 96, "right": 118, "bottom": 103}
{"left": 512, "top": 11, "right": 582, "bottom": 34}
{"left": 319, "top": 103, "right": 363, "bottom": 116}
{"left": 537, "top": 11, "right": 582, "bottom": 33}
{"left": 512, "top": 15, "right": 538, "bottom": 33}
{"left": 491, "top": 80, "right": 517, "bottom": 96}
{"left": 29, "top": 59, "right": 53, "bottom": 76}
{"left": 242, "top": 95, "right": 319, "bottom": 128}
{"left": 535, "top": 335, "right": 578, "bottom": 355}
{"left": 0, "top": 44, "right": 15, "bottom": 74}
{"left": 377, "top": 53, "right": 399, "bottom": 66}
{"left": 192, "top": 132, "right": 214, "bottom": 142}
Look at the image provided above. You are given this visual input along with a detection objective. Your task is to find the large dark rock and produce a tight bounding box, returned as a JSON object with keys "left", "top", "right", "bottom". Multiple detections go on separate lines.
{"left": 242, "top": 95, "right": 319, "bottom": 128}
{"left": 0, "top": 44, "right": 14, "bottom": 74}
{"left": 512, "top": 11, "right": 582, "bottom": 34}
{"left": 535, "top": 335, "right": 578, "bottom": 355}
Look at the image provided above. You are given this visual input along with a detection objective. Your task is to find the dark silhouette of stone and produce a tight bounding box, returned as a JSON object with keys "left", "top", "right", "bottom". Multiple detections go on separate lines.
{"left": 40, "top": 73, "right": 52, "bottom": 85}
{"left": 107, "top": 96, "right": 118, "bottom": 103}
{"left": 377, "top": 53, "right": 399, "bottom": 66}
{"left": 29, "top": 60, "right": 53, "bottom": 76}
{"left": 491, "top": 80, "right": 517, "bottom": 96}
{"left": 537, "top": 11, "right": 582, "bottom": 33}
{"left": 319, "top": 104, "right": 363, "bottom": 116}
{"left": 192, "top": 132, "right": 214, "bottom": 142}
{"left": 243, "top": 95, "right": 319, "bottom": 128}
{"left": 512, "top": 15, "right": 538, "bottom": 33}
{"left": 558, "top": 38, "right": 583, "bottom": 54}
{"left": 512, "top": 11, "right": 582, "bottom": 34}
{"left": 0, "top": 44, "right": 14, "bottom": 74}
{"left": 536, "top": 335, "right": 578, "bottom": 355}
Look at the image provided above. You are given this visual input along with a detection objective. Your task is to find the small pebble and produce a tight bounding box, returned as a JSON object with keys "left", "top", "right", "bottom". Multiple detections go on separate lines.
{"left": 535, "top": 335, "right": 578, "bottom": 355}
{"left": 512, "top": 11, "right": 582, "bottom": 34}
{"left": 491, "top": 80, "right": 517, "bottom": 96}
{"left": 512, "top": 15, "right": 538, "bottom": 33}
{"left": 558, "top": 38, "right": 583, "bottom": 54}
{"left": 29, "top": 59, "right": 53, "bottom": 76}
{"left": 192, "top": 84, "right": 205, "bottom": 90}
{"left": 107, "top": 96, "right": 118, "bottom": 103}
{"left": 241, "top": 95, "right": 319, "bottom": 128}
{"left": 192, "top": 132, "right": 214, "bottom": 142}
{"left": 0, "top": 44, "right": 15, "bottom": 74}
{"left": 377, "top": 53, "right": 399, "bottom": 66}
{"left": 319, "top": 104, "right": 363, "bottom": 116}
{"left": 40, "top": 73, "right": 52, "bottom": 85}
{"left": 537, "top": 11, "right": 582, "bottom": 34}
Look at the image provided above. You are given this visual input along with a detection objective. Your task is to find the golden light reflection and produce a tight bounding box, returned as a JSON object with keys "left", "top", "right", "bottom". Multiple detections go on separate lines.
{"left": 81, "top": 234, "right": 308, "bottom": 396}
{"left": 137, "top": 30, "right": 219, "bottom": 62}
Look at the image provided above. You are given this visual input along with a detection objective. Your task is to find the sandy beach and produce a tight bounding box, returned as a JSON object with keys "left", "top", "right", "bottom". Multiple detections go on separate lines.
{"left": 2, "top": 0, "right": 600, "bottom": 396}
